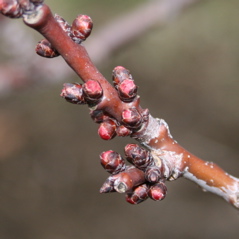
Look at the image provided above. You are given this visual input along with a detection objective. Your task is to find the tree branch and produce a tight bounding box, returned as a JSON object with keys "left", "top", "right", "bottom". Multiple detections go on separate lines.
{"left": 1, "top": 0, "right": 239, "bottom": 208}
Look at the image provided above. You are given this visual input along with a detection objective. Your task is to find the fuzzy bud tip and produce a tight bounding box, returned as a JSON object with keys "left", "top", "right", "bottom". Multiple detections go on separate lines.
{"left": 83, "top": 80, "right": 103, "bottom": 101}
{"left": 149, "top": 183, "right": 167, "bottom": 201}
{"left": 98, "top": 120, "right": 116, "bottom": 140}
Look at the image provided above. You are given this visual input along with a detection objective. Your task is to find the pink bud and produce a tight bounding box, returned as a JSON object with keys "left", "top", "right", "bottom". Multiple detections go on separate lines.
{"left": 124, "top": 144, "right": 153, "bottom": 170}
{"left": 100, "top": 150, "right": 125, "bottom": 174}
{"left": 35, "top": 39, "right": 59, "bottom": 58}
{"left": 122, "top": 108, "right": 142, "bottom": 127}
{"left": 148, "top": 182, "right": 167, "bottom": 201}
{"left": 125, "top": 184, "right": 149, "bottom": 205}
{"left": 19, "top": 0, "right": 31, "bottom": 11}
{"left": 112, "top": 66, "right": 132, "bottom": 87}
{"left": 60, "top": 83, "right": 86, "bottom": 104}
{"left": 145, "top": 166, "right": 162, "bottom": 183}
{"left": 98, "top": 119, "right": 116, "bottom": 140}
{"left": 0, "top": 0, "right": 22, "bottom": 18}
{"left": 71, "top": 15, "right": 93, "bottom": 43}
{"left": 83, "top": 80, "right": 103, "bottom": 103}
{"left": 118, "top": 79, "right": 137, "bottom": 102}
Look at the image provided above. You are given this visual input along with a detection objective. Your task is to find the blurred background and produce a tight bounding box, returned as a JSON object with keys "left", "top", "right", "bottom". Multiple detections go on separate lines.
{"left": 0, "top": 0, "right": 239, "bottom": 238}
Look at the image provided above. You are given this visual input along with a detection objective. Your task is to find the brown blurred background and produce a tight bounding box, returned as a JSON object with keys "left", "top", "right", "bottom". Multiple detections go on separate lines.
{"left": 0, "top": 0, "right": 239, "bottom": 238}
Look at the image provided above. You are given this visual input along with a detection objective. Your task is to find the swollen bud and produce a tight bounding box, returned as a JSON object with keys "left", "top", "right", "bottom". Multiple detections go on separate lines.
{"left": 60, "top": 83, "right": 86, "bottom": 104}
{"left": 148, "top": 182, "right": 167, "bottom": 201}
{"left": 116, "top": 125, "right": 132, "bottom": 137}
{"left": 125, "top": 184, "right": 149, "bottom": 205}
{"left": 35, "top": 39, "right": 59, "bottom": 58}
{"left": 122, "top": 108, "right": 142, "bottom": 128}
{"left": 71, "top": 14, "right": 93, "bottom": 43}
{"left": 112, "top": 66, "right": 132, "bottom": 87}
{"left": 98, "top": 119, "right": 117, "bottom": 140}
{"left": 124, "top": 144, "right": 153, "bottom": 170}
{"left": 118, "top": 79, "right": 137, "bottom": 102}
{"left": 0, "top": 0, "right": 23, "bottom": 18}
{"left": 145, "top": 166, "right": 162, "bottom": 183}
{"left": 19, "top": 0, "right": 32, "bottom": 11}
{"left": 83, "top": 80, "right": 103, "bottom": 104}
{"left": 100, "top": 150, "right": 126, "bottom": 174}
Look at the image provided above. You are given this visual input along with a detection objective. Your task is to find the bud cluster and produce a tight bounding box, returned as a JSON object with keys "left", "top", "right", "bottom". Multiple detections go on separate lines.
{"left": 125, "top": 144, "right": 153, "bottom": 170}
{"left": 0, "top": 0, "right": 43, "bottom": 18}
{"left": 36, "top": 14, "right": 93, "bottom": 58}
{"left": 90, "top": 110, "right": 133, "bottom": 140}
{"left": 61, "top": 80, "right": 103, "bottom": 105}
{"left": 60, "top": 63, "right": 165, "bottom": 204}
{"left": 125, "top": 144, "right": 165, "bottom": 184}
{"left": 99, "top": 146, "right": 168, "bottom": 204}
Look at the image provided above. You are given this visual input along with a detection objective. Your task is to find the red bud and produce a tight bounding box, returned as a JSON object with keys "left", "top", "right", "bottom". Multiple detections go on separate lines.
{"left": 125, "top": 184, "right": 149, "bottom": 205}
{"left": 0, "top": 0, "right": 23, "bottom": 18}
{"left": 98, "top": 119, "right": 117, "bottom": 140}
{"left": 71, "top": 14, "right": 93, "bottom": 43}
{"left": 83, "top": 80, "right": 103, "bottom": 103}
{"left": 124, "top": 144, "right": 153, "bottom": 170}
{"left": 112, "top": 66, "right": 132, "bottom": 87}
{"left": 148, "top": 182, "right": 167, "bottom": 201}
{"left": 19, "top": 0, "right": 31, "bottom": 11}
{"left": 118, "top": 79, "right": 137, "bottom": 102}
{"left": 122, "top": 108, "right": 142, "bottom": 127}
{"left": 60, "top": 83, "right": 86, "bottom": 104}
{"left": 100, "top": 150, "right": 125, "bottom": 174}
{"left": 35, "top": 39, "right": 59, "bottom": 58}
{"left": 145, "top": 166, "right": 162, "bottom": 183}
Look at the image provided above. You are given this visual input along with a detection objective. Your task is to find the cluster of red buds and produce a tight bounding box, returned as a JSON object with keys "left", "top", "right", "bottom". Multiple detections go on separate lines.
{"left": 125, "top": 144, "right": 165, "bottom": 183}
{"left": 0, "top": 0, "right": 43, "bottom": 18}
{"left": 2, "top": 1, "right": 238, "bottom": 208}
{"left": 35, "top": 14, "right": 93, "bottom": 58}
{"left": 61, "top": 79, "right": 102, "bottom": 106}
{"left": 60, "top": 62, "right": 166, "bottom": 204}
{"left": 99, "top": 144, "right": 167, "bottom": 204}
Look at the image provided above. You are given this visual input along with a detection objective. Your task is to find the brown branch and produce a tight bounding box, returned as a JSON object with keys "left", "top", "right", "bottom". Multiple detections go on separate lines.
{"left": 0, "top": 0, "right": 201, "bottom": 95}
{"left": 1, "top": 0, "right": 239, "bottom": 208}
